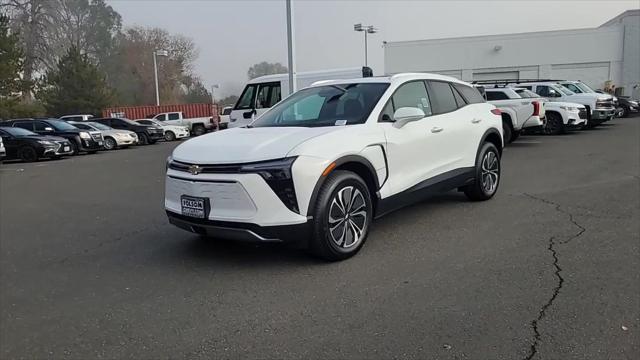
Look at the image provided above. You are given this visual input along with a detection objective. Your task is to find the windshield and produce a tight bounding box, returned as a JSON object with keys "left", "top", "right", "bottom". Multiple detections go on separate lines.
{"left": 555, "top": 85, "right": 574, "bottom": 96}
{"left": 251, "top": 83, "right": 389, "bottom": 128}
{"left": 87, "top": 122, "right": 111, "bottom": 130}
{"left": 0, "top": 127, "right": 37, "bottom": 136}
{"left": 48, "top": 119, "right": 79, "bottom": 131}
{"left": 515, "top": 89, "right": 541, "bottom": 99}
{"left": 574, "top": 82, "right": 595, "bottom": 93}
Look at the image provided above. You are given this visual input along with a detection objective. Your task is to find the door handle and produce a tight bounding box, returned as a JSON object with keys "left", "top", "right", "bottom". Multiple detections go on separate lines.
{"left": 431, "top": 127, "right": 443, "bottom": 133}
{"left": 471, "top": 118, "right": 482, "bottom": 124}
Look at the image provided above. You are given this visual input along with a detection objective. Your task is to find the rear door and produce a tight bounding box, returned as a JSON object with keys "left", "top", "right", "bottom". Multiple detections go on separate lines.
{"left": 165, "top": 112, "right": 182, "bottom": 126}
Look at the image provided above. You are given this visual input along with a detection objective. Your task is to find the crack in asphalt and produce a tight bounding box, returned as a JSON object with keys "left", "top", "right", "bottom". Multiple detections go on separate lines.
{"left": 522, "top": 193, "right": 587, "bottom": 360}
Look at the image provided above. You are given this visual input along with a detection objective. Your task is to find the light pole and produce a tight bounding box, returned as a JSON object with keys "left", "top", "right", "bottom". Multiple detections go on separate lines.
{"left": 153, "top": 49, "right": 169, "bottom": 106}
{"left": 211, "top": 84, "right": 219, "bottom": 104}
{"left": 354, "top": 23, "right": 378, "bottom": 66}
{"left": 286, "top": 0, "right": 297, "bottom": 95}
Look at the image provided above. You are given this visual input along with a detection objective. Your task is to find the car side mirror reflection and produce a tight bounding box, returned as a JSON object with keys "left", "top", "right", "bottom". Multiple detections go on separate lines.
{"left": 393, "top": 107, "right": 426, "bottom": 123}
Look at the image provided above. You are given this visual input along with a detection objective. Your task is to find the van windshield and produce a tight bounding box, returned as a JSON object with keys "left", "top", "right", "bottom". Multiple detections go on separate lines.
{"left": 250, "top": 83, "right": 389, "bottom": 128}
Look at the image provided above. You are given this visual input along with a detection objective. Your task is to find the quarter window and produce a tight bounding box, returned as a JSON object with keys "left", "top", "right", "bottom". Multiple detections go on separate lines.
{"left": 451, "top": 86, "right": 467, "bottom": 107}
{"left": 427, "top": 81, "right": 458, "bottom": 114}
{"left": 454, "top": 84, "right": 486, "bottom": 104}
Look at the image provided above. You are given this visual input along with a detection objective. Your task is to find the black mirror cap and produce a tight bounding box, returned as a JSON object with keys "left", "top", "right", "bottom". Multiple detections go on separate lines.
{"left": 362, "top": 66, "right": 373, "bottom": 78}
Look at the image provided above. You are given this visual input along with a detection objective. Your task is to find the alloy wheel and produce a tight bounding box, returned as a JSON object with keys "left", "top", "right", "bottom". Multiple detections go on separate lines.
{"left": 328, "top": 186, "right": 368, "bottom": 249}
{"left": 481, "top": 151, "right": 499, "bottom": 195}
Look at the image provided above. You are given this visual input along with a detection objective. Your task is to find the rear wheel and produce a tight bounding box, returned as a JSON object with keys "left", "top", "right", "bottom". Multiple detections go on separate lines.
{"left": 544, "top": 112, "right": 565, "bottom": 135}
{"left": 464, "top": 142, "right": 501, "bottom": 201}
{"left": 18, "top": 146, "right": 38, "bottom": 162}
{"left": 164, "top": 131, "right": 176, "bottom": 141}
{"left": 621, "top": 106, "right": 630, "bottom": 118}
{"left": 502, "top": 118, "right": 514, "bottom": 144}
{"left": 104, "top": 137, "right": 117, "bottom": 150}
{"left": 309, "top": 170, "right": 372, "bottom": 261}
{"left": 192, "top": 125, "right": 206, "bottom": 136}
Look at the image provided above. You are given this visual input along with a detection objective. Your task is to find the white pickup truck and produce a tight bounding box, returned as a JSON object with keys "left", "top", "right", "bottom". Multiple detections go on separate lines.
{"left": 511, "top": 81, "right": 616, "bottom": 127}
{"left": 512, "top": 88, "right": 587, "bottom": 134}
{"left": 152, "top": 112, "right": 215, "bottom": 136}
{"left": 483, "top": 87, "right": 545, "bottom": 143}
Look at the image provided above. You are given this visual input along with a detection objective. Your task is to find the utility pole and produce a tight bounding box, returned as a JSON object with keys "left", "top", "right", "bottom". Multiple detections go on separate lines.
{"left": 354, "top": 24, "right": 378, "bottom": 67}
{"left": 153, "top": 50, "right": 169, "bottom": 106}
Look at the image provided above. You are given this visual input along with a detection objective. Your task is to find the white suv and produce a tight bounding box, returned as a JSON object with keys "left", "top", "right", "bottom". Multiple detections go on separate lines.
{"left": 165, "top": 73, "right": 503, "bottom": 260}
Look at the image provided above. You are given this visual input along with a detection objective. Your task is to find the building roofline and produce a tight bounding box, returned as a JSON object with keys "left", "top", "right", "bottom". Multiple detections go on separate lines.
{"left": 599, "top": 9, "right": 640, "bottom": 27}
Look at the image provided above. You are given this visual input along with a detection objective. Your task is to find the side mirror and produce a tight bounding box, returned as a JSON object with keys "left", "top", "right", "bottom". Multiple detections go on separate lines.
{"left": 393, "top": 107, "right": 426, "bottom": 122}
{"left": 243, "top": 110, "right": 255, "bottom": 119}
{"left": 44, "top": 127, "right": 54, "bottom": 132}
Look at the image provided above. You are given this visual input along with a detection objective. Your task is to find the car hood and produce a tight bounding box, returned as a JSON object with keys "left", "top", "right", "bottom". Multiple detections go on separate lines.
{"left": 172, "top": 126, "right": 341, "bottom": 164}
{"left": 545, "top": 101, "right": 585, "bottom": 109}
{"left": 565, "top": 93, "right": 611, "bottom": 102}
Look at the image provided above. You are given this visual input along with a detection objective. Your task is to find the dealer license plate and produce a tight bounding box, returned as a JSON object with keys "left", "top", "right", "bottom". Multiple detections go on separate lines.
{"left": 181, "top": 195, "right": 208, "bottom": 219}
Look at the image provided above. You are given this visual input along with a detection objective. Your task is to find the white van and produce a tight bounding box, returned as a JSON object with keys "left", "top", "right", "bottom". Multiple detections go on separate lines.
{"left": 228, "top": 67, "right": 373, "bottom": 128}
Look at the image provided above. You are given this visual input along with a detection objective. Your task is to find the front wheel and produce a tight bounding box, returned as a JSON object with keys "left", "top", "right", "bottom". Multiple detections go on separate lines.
{"left": 463, "top": 142, "right": 501, "bottom": 201}
{"left": 164, "top": 131, "right": 176, "bottom": 141}
{"left": 18, "top": 146, "right": 38, "bottom": 162}
{"left": 104, "top": 137, "right": 117, "bottom": 150}
{"left": 192, "top": 125, "right": 205, "bottom": 136}
{"left": 309, "top": 170, "right": 373, "bottom": 261}
{"left": 544, "top": 112, "right": 565, "bottom": 135}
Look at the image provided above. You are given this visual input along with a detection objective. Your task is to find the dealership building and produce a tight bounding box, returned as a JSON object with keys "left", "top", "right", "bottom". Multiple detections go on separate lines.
{"left": 384, "top": 10, "right": 640, "bottom": 98}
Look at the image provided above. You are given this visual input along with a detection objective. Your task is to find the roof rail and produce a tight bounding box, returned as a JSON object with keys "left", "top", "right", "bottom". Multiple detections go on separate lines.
{"left": 471, "top": 79, "right": 567, "bottom": 85}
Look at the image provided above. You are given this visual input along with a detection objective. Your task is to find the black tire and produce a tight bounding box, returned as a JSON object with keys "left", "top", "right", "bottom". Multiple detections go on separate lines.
{"left": 544, "top": 112, "right": 565, "bottom": 135}
{"left": 621, "top": 106, "right": 630, "bottom": 118}
{"left": 309, "top": 170, "right": 373, "bottom": 261}
{"left": 164, "top": 131, "right": 176, "bottom": 141}
{"left": 69, "top": 141, "right": 79, "bottom": 155}
{"left": 502, "top": 118, "right": 514, "bottom": 144}
{"left": 104, "top": 137, "right": 117, "bottom": 150}
{"left": 18, "top": 146, "right": 38, "bottom": 162}
{"left": 139, "top": 133, "right": 149, "bottom": 145}
{"left": 463, "top": 142, "right": 501, "bottom": 201}
{"left": 148, "top": 139, "right": 157, "bottom": 145}
{"left": 192, "top": 125, "right": 205, "bottom": 136}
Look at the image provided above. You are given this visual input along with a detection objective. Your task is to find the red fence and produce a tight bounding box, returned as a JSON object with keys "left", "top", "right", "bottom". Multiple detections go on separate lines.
{"left": 102, "top": 103, "right": 219, "bottom": 121}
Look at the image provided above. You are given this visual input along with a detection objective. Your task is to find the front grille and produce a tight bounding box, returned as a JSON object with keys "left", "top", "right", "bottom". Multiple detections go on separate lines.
{"left": 91, "top": 133, "right": 103, "bottom": 142}
{"left": 170, "top": 160, "right": 243, "bottom": 174}
{"left": 578, "top": 109, "right": 587, "bottom": 119}
{"left": 596, "top": 100, "right": 614, "bottom": 109}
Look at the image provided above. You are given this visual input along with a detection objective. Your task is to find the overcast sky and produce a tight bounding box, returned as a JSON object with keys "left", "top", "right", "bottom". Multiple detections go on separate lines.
{"left": 108, "top": 0, "right": 639, "bottom": 97}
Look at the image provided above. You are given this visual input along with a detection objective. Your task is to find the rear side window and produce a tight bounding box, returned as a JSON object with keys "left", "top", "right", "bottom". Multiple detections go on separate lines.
{"left": 427, "top": 81, "right": 458, "bottom": 114}
{"left": 454, "top": 84, "right": 485, "bottom": 104}
{"left": 168, "top": 113, "right": 180, "bottom": 121}
{"left": 485, "top": 91, "right": 509, "bottom": 101}
{"left": 13, "top": 122, "right": 33, "bottom": 131}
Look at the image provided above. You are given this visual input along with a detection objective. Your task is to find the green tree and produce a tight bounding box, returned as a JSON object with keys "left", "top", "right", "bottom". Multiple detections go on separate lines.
{"left": 182, "top": 78, "right": 211, "bottom": 104}
{"left": 38, "top": 45, "right": 113, "bottom": 116}
{"left": 217, "top": 95, "right": 239, "bottom": 107}
{"left": 247, "top": 61, "right": 287, "bottom": 80}
{"left": 0, "top": 13, "right": 25, "bottom": 118}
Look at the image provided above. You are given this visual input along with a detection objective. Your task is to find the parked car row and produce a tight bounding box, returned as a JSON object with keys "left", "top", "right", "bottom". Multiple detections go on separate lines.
{"left": 0, "top": 115, "right": 184, "bottom": 163}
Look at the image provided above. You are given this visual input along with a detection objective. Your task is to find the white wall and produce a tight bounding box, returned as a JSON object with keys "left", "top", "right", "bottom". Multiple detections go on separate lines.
{"left": 384, "top": 26, "right": 625, "bottom": 91}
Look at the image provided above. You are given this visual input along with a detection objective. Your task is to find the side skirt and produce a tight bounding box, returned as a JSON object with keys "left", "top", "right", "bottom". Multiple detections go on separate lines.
{"left": 374, "top": 167, "right": 475, "bottom": 219}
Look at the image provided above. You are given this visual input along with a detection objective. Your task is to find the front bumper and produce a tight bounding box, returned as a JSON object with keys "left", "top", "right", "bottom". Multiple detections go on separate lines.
{"left": 565, "top": 109, "right": 587, "bottom": 127}
{"left": 43, "top": 141, "right": 74, "bottom": 157}
{"left": 166, "top": 211, "right": 310, "bottom": 243}
{"left": 146, "top": 130, "right": 165, "bottom": 140}
{"left": 79, "top": 138, "right": 103, "bottom": 151}
{"left": 115, "top": 134, "right": 138, "bottom": 146}
{"left": 591, "top": 108, "right": 616, "bottom": 121}
{"left": 175, "top": 130, "right": 190, "bottom": 138}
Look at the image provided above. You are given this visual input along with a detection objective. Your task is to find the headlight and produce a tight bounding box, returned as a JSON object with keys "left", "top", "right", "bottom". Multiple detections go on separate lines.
{"left": 79, "top": 132, "right": 91, "bottom": 139}
{"left": 166, "top": 155, "right": 173, "bottom": 171}
{"left": 37, "top": 140, "right": 55, "bottom": 145}
{"left": 239, "top": 157, "right": 299, "bottom": 213}
{"left": 567, "top": 106, "right": 578, "bottom": 111}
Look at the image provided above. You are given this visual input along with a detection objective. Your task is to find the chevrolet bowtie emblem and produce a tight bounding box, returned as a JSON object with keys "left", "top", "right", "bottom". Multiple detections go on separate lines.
{"left": 188, "top": 164, "right": 202, "bottom": 175}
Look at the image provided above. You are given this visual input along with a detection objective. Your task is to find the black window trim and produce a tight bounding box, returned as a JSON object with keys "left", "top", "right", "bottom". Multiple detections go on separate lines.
{"left": 377, "top": 79, "right": 433, "bottom": 122}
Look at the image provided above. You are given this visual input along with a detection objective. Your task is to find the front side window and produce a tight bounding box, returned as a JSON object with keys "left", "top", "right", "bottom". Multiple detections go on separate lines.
{"left": 168, "top": 113, "right": 180, "bottom": 121}
{"left": 34, "top": 121, "right": 50, "bottom": 131}
{"left": 235, "top": 85, "right": 257, "bottom": 110}
{"left": 535, "top": 85, "right": 551, "bottom": 97}
{"left": 155, "top": 114, "right": 167, "bottom": 121}
{"left": 428, "top": 81, "right": 458, "bottom": 114}
{"left": 391, "top": 81, "right": 432, "bottom": 116}
{"left": 251, "top": 83, "right": 389, "bottom": 128}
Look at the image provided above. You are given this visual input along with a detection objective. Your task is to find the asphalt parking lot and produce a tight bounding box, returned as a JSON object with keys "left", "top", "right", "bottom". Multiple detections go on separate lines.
{"left": 1, "top": 117, "right": 639, "bottom": 359}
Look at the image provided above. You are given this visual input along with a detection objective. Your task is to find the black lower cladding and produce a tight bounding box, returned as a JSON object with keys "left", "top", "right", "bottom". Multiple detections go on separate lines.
{"left": 166, "top": 211, "right": 311, "bottom": 245}
{"left": 375, "top": 167, "right": 476, "bottom": 218}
